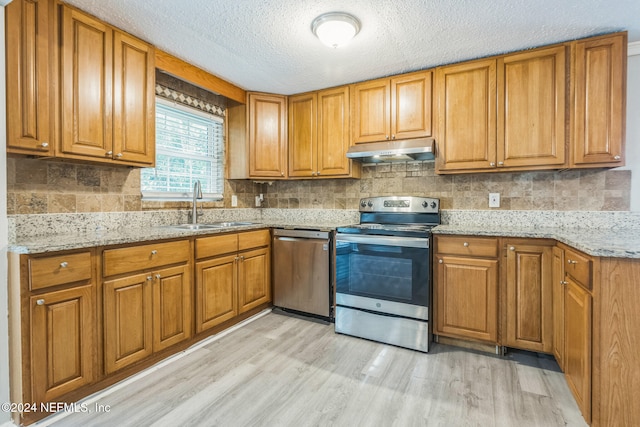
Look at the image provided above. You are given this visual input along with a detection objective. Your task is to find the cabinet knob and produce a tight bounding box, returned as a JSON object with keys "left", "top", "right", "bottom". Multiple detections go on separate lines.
{"left": 40, "top": 142, "right": 49, "bottom": 148}
{"left": 106, "top": 151, "right": 113, "bottom": 156}
{"left": 438, "top": 259, "right": 443, "bottom": 264}
{"left": 36, "top": 299, "right": 45, "bottom": 306}
{"left": 509, "top": 246, "right": 515, "bottom": 251}
{"left": 155, "top": 274, "right": 161, "bottom": 279}
{"left": 463, "top": 242, "right": 469, "bottom": 247}
{"left": 234, "top": 256, "right": 239, "bottom": 263}
{"left": 316, "top": 171, "right": 320, "bottom": 176}
{"left": 498, "top": 161, "right": 504, "bottom": 166}
{"left": 311, "top": 172, "right": 316, "bottom": 176}
{"left": 281, "top": 172, "right": 285, "bottom": 177}
{"left": 147, "top": 275, "right": 153, "bottom": 281}
{"left": 490, "top": 162, "right": 496, "bottom": 167}
{"left": 561, "top": 280, "right": 568, "bottom": 285}
{"left": 385, "top": 135, "right": 390, "bottom": 140}
{"left": 151, "top": 250, "right": 158, "bottom": 255}
{"left": 614, "top": 155, "right": 621, "bottom": 160}
{"left": 116, "top": 153, "right": 123, "bottom": 158}
{"left": 567, "top": 259, "right": 577, "bottom": 264}
{"left": 239, "top": 255, "right": 245, "bottom": 261}
{"left": 60, "top": 261, "right": 68, "bottom": 268}
{"left": 391, "top": 135, "right": 396, "bottom": 140}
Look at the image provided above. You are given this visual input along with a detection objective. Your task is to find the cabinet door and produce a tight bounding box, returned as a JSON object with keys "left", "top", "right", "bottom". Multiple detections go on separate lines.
{"left": 435, "top": 255, "right": 498, "bottom": 343}
{"left": 498, "top": 46, "right": 566, "bottom": 168}
{"left": 196, "top": 255, "right": 238, "bottom": 332}
{"left": 505, "top": 242, "right": 553, "bottom": 352}
{"left": 552, "top": 246, "right": 565, "bottom": 369}
{"left": 104, "top": 273, "right": 153, "bottom": 374}
{"left": 112, "top": 31, "right": 155, "bottom": 166}
{"left": 30, "top": 285, "right": 95, "bottom": 403}
{"left": 564, "top": 278, "right": 592, "bottom": 423}
{"left": 248, "top": 93, "right": 287, "bottom": 178}
{"left": 6, "top": 0, "right": 54, "bottom": 156}
{"left": 317, "top": 86, "right": 353, "bottom": 177}
{"left": 153, "top": 265, "right": 192, "bottom": 352}
{"left": 60, "top": 7, "right": 113, "bottom": 159}
{"left": 238, "top": 247, "right": 271, "bottom": 314}
{"left": 288, "top": 93, "right": 317, "bottom": 177}
{"left": 572, "top": 33, "right": 626, "bottom": 167}
{"left": 391, "top": 71, "right": 432, "bottom": 140}
{"left": 351, "top": 79, "right": 391, "bottom": 143}
{"left": 436, "top": 59, "right": 497, "bottom": 171}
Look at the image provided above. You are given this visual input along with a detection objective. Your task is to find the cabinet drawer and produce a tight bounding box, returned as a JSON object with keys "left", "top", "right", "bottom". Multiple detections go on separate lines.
{"left": 435, "top": 236, "right": 499, "bottom": 258}
{"left": 103, "top": 240, "right": 190, "bottom": 277}
{"left": 564, "top": 247, "right": 592, "bottom": 289}
{"left": 196, "top": 233, "right": 239, "bottom": 259}
{"left": 29, "top": 252, "right": 92, "bottom": 290}
{"left": 238, "top": 229, "right": 271, "bottom": 251}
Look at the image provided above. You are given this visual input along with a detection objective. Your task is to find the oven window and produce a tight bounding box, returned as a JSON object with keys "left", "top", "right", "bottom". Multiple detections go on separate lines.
{"left": 336, "top": 240, "right": 429, "bottom": 306}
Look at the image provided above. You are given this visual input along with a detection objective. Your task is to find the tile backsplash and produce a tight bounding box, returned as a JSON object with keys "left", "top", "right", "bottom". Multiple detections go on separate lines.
{"left": 7, "top": 158, "right": 631, "bottom": 214}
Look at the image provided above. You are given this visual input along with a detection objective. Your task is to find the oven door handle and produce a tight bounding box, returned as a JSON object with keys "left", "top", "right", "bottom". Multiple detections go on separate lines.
{"left": 335, "top": 233, "right": 429, "bottom": 249}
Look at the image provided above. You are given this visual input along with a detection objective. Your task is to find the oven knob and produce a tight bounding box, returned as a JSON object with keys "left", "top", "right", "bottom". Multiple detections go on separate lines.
{"left": 360, "top": 201, "right": 367, "bottom": 208}
{"left": 367, "top": 201, "right": 373, "bottom": 207}
{"left": 422, "top": 201, "right": 428, "bottom": 208}
{"left": 431, "top": 201, "right": 437, "bottom": 208}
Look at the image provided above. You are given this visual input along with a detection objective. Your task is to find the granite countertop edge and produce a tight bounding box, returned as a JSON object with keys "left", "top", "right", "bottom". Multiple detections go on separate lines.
{"left": 8, "top": 221, "right": 354, "bottom": 254}
{"left": 432, "top": 225, "right": 640, "bottom": 259}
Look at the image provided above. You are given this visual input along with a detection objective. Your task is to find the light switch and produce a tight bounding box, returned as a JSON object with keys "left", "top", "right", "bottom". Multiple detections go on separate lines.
{"left": 231, "top": 195, "right": 238, "bottom": 207}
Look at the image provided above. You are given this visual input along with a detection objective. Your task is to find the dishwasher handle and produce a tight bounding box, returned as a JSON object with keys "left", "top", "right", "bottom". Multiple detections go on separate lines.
{"left": 272, "top": 228, "right": 330, "bottom": 239}
{"left": 275, "top": 236, "right": 330, "bottom": 250}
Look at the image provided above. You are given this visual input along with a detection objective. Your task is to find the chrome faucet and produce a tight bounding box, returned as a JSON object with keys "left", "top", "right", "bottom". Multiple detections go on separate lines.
{"left": 191, "top": 180, "right": 203, "bottom": 224}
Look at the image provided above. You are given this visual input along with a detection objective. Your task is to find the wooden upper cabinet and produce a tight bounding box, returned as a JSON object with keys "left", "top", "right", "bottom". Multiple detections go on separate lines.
{"left": 6, "top": 0, "right": 55, "bottom": 156}
{"left": 112, "top": 32, "right": 155, "bottom": 165}
{"left": 436, "top": 59, "right": 497, "bottom": 171}
{"left": 317, "top": 86, "right": 354, "bottom": 177}
{"left": 572, "top": 32, "right": 626, "bottom": 167}
{"left": 248, "top": 93, "right": 288, "bottom": 178}
{"left": 351, "top": 78, "right": 390, "bottom": 143}
{"left": 352, "top": 71, "right": 432, "bottom": 144}
{"left": 391, "top": 72, "right": 433, "bottom": 140}
{"left": 498, "top": 46, "right": 567, "bottom": 168}
{"left": 60, "top": 7, "right": 113, "bottom": 160}
{"left": 288, "top": 93, "right": 317, "bottom": 177}
{"left": 59, "top": 4, "right": 155, "bottom": 166}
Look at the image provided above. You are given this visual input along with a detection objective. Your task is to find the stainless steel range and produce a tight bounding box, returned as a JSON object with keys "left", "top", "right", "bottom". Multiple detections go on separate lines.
{"left": 334, "top": 196, "right": 440, "bottom": 353}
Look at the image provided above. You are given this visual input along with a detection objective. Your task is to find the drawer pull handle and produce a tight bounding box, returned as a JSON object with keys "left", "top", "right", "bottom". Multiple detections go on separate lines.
{"left": 509, "top": 246, "right": 515, "bottom": 251}
{"left": 60, "top": 262, "right": 68, "bottom": 268}
{"left": 36, "top": 299, "right": 45, "bottom": 305}
{"left": 151, "top": 250, "right": 158, "bottom": 255}
{"left": 463, "top": 242, "right": 469, "bottom": 247}
{"left": 155, "top": 274, "right": 161, "bottom": 279}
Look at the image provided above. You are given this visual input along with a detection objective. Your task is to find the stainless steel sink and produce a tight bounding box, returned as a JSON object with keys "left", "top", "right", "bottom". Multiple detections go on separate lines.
{"left": 169, "top": 224, "right": 223, "bottom": 230}
{"left": 166, "top": 221, "right": 257, "bottom": 231}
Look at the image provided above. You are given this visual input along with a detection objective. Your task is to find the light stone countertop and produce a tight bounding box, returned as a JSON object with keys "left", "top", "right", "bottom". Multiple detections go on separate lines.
{"left": 432, "top": 225, "right": 640, "bottom": 259}
{"left": 8, "top": 221, "right": 358, "bottom": 254}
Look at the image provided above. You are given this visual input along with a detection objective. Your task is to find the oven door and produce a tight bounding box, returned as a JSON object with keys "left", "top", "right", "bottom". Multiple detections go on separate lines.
{"left": 335, "top": 233, "right": 430, "bottom": 320}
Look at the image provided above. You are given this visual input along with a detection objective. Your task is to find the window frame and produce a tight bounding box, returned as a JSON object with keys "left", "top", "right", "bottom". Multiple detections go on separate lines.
{"left": 141, "top": 97, "right": 225, "bottom": 202}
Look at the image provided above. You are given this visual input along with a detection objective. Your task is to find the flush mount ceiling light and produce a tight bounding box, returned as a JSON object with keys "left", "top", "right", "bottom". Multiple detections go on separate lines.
{"left": 311, "top": 12, "right": 361, "bottom": 48}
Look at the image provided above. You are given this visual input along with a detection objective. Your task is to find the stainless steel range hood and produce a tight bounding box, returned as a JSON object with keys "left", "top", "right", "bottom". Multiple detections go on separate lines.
{"left": 346, "top": 138, "right": 435, "bottom": 163}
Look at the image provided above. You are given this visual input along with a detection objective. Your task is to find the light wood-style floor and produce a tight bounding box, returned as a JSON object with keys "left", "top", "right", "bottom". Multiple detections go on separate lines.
{"left": 47, "top": 311, "right": 586, "bottom": 427}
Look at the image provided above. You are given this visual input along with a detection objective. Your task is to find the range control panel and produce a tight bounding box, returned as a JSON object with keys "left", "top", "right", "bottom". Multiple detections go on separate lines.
{"left": 358, "top": 196, "right": 439, "bottom": 213}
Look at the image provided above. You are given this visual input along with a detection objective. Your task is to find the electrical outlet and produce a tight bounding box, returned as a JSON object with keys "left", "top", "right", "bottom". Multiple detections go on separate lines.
{"left": 255, "top": 196, "right": 261, "bottom": 207}
{"left": 231, "top": 195, "right": 238, "bottom": 207}
{"left": 489, "top": 193, "right": 500, "bottom": 208}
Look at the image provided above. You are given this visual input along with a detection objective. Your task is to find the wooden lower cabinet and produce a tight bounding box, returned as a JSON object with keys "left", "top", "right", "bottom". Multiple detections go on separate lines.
{"left": 195, "top": 230, "right": 271, "bottom": 332}
{"left": 30, "top": 284, "right": 96, "bottom": 403}
{"left": 195, "top": 254, "right": 238, "bottom": 332}
{"left": 434, "top": 236, "right": 499, "bottom": 343}
{"left": 504, "top": 240, "right": 553, "bottom": 353}
{"left": 551, "top": 246, "right": 565, "bottom": 369}
{"left": 152, "top": 265, "right": 192, "bottom": 352}
{"left": 238, "top": 247, "right": 271, "bottom": 314}
{"left": 564, "top": 276, "right": 592, "bottom": 423}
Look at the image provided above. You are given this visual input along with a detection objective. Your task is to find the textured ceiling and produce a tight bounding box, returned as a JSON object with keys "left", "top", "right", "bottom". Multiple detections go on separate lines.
{"left": 64, "top": 0, "right": 640, "bottom": 95}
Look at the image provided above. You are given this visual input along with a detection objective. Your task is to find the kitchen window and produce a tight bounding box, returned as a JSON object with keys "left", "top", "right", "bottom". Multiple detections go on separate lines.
{"left": 141, "top": 97, "right": 224, "bottom": 201}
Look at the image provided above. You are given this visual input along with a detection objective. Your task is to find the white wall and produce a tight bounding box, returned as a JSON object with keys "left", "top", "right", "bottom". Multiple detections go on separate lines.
{"left": 625, "top": 43, "right": 640, "bottom": 211}
{"left": 0, "top": 4, "right": 11, "bottom": 425}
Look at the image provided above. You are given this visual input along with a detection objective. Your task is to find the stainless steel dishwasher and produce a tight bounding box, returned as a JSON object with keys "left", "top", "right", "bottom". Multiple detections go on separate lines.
{"left": 273, "top": 229, "right": 332, "bottom": 319}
